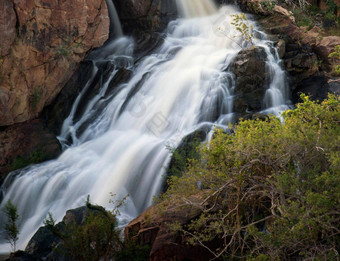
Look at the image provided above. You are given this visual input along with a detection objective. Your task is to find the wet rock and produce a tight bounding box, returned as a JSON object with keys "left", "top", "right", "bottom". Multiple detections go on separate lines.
{"left": 0, "top": 0, "right": 110, "bottom": 126}
{"left": 44, "top": 61, "right": 133, "bottom": 137}
{"left": 115, "top": 0, "right": 177, "bottom": 37}
{"left": 230, "top": 47, "right": 268, "bottom": 113}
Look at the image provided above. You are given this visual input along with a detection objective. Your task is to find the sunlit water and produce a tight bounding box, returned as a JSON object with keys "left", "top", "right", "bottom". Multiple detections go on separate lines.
{"left": 0, "top": 0, "right": 289, "bottom": 252}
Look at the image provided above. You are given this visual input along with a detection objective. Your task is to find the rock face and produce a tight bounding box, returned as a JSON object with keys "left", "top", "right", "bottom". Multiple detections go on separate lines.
{"left": 0, "top": 119, "right": 61, "bottom": 183}
{"left": 0, "top": 0, "right": 110, "bottom": 126}
{"left": 114, "top": 0, "right": 177, "bottom": 36}
{"left": 230, "top": 47, "right": 268, "bottom": 114}
{"left": 314, "top": 36, "right": 340, "bottom": 66}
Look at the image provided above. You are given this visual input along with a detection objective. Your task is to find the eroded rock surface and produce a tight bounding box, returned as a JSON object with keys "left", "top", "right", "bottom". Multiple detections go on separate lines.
{"left": 0, "top": 0, "right": 110, "bottom": 126}
{"left": 230, "top": 47, "right": 268, "bottom": 113}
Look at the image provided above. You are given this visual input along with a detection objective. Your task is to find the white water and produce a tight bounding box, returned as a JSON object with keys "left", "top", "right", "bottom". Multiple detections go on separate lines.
{"left": 106, "top": 0, "right": 123, "bottom": 38}
{"left": 0, "top": 0, "right": 289, "bottom": 253}
{"left": 176, "top": 0, "right": 218, "bottom": 17}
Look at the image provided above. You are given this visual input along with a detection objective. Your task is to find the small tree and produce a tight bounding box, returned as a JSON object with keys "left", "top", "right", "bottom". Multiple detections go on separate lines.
{"left": 231, "top": 13, "right": 255, "bottom": 48}
{"left": 2, "top": 200, "right": 19, "bottom": 252}
{"left": 329, "top": 45, "right": 340, "bottom": 76}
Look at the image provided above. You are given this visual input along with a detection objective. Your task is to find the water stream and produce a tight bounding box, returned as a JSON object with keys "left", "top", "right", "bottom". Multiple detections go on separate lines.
{"left": 0, "top": 0, "right": 289, "bottom": 252}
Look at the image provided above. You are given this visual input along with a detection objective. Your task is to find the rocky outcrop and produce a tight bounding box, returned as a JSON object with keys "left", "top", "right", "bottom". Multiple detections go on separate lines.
{"left": 0, "top": 119, "right": 61, "bottom": 184}
{"left": 0, "top": 0, "right": 110, "bottom": 127}
{"left": 313, "top": 36, "right": 340, "bottom": 66}
{"left": 256, "top": 14, "right": 339, "bottom": 101}
{"left": 230, "top": 47, "right": 269, "bottom": 114}
{"left": 23, "top": 205, "right": 108, "bottom": 261}
{"left": 114, "top": 0, "right": 177, "bottom": 37}
{"left": 293, "top": 76, "right": 340, "bottom": 103}
{"left": 125, "top": 203, "right": 214, "bottom": 261}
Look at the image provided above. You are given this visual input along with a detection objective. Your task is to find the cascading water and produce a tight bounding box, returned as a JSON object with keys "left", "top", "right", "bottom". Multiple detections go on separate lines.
{"left": 0, "top": 0, "right": 290, "bottom": 252}
{"left": 176, "top": 0, "right": 218, "bottom": 17}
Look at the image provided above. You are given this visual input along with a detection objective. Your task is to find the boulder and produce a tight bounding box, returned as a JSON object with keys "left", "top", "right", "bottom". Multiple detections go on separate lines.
{"left": 284, "top": 52, "right": 319, "bottom": 83}
{"left": 314, "top": 36, "right": 340, "bottom": 65}
{"left": 0, "top": 0, "right": 110, "bottom": 126}
{"left": 230, "top": 46, "right": 268, "bottom": 113}
{"left": 24, "top": 205, "right": 109, "bottom": 260}
{"left": 292, "top": 76, "right": 340, "bottom": 103}
{"left": 273, "top": 5, "right": 295, "bottom": 23}
{"left": 125, "top": 202, "right": 214, "bottom": 261}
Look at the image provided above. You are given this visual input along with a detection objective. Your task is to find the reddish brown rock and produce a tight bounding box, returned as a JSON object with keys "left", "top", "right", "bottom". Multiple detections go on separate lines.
{"left": 0, "top": 0, "right": 17, "bottom": 57}
{"left": 125, "top": 200, "right": 214, "bottom": 261}
{"left": 314, "top": 36, "right": 340, "bottom": 65}
{"left": 0, "top": 0, "right": 110, "bottom": 126}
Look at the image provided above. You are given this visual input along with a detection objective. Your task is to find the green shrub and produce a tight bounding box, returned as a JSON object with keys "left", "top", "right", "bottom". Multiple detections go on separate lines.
{"left": 115, "top": 240, "right": 150, "bottom": 261}
{"left": 9, "top": 150, "right": 45, "bottom": 172}
{"left": 2, "top": 200, "right": 19, "bottom": 252}
{"left": 31, "top": 87, "right": 42, "bottom": 110}
{"left": 62, "top": 211, "right": 121, "bottom": 261}
{"left": 160, "top": 94, "right": 340, "bottom": 260}
{"left": 329, "top": 45, "right": 340, "bottom": 75}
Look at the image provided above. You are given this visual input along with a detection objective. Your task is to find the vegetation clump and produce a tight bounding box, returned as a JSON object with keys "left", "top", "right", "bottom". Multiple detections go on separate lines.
{"left": 160, "top": 95, "right": 340, "bottom": 260}
{"left": 43, "top": 194, "right": 150, "bottom": 261}
{"left": 329, "top": 44, "right": 340, "bottom": 75}
{"left": 2, "top": 200, "right": 20, "bottom": 252}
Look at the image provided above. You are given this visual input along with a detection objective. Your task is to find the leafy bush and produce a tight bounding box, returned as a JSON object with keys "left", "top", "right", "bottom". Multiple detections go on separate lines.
{"left": 160, "top": 95, "right": 340, "bottom": 260}
{"left": 231, "top": 14, "right": 254, "bottom": 48}
{"left": 45, "top": 196, "right": 124, "bottom": 261}
{"left": 329, "top": 45, "right": 340, "bottom": 76}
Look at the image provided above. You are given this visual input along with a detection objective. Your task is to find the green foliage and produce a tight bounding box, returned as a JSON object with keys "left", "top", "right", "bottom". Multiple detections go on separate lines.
{"left": 62, "top": 211, "right": 121, "bottom": 261}
{"left": 292, "top": 8, "right": 314, "bottom": 28}
{"left": 160, "top": 95, "right": 340, "bottom": 260}
{"left": 231, "top": 14, "right": 255, "bottom": 48}
{"left": 43, "top": 212, "right": 56, "bottom": 229}
{"left": 9, "top": 150, "right": 45, "bottom": 172}
{"left": 260, "top": 0, "right": 276, "bottom": 12}
{"left": 2, "top": 200, "right": 19, "bottom": 252}
{"left": 56, "top": 42, "right": 71, "bottom": 58}
{"left": 115, "top": 240, "right": 150, "bottom": 261}
{"left": 165, "top": 134, "right": 202, "bottom": 189}
{"left": 31, "top": 87, "right": 42, "bottom": 110}
{"left": 329, "top": 45, "right": 340, "bottom": 75}
{"left": 285, "top": 0, "right": 311, "bottom": 10}
{"left": 45, "top": 195, "right": 130, "bottom": 260}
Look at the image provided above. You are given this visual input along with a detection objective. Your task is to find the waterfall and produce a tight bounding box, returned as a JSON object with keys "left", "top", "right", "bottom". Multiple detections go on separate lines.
{"left": 176, "top": 0, "right": 218, "bottom": 17}
{"left": 106, "top": 0, "right": 123, "bottom": 38}
{"left": 0, "top": 2, "right": 289, "bottom": 253}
